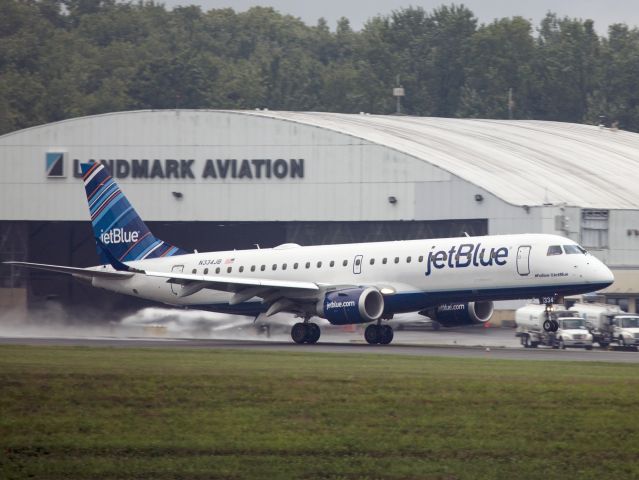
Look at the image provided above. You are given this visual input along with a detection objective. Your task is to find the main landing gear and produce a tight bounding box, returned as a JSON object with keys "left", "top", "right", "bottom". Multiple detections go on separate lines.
{"left": 364, "top": 322, "right": 394, "bottom": 345}
{"left": 291, "top": 320, "right": 321, "bottom": 344}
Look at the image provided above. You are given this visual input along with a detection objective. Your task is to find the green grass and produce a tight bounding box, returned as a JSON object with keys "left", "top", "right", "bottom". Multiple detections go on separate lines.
{"left": 1, "top": 346, "right": 638, "bottom": 479}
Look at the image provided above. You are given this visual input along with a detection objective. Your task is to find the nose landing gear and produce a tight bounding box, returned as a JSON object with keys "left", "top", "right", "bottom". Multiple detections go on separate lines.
{"left": 542, "top": 300, "right": 559, "bottom": 333}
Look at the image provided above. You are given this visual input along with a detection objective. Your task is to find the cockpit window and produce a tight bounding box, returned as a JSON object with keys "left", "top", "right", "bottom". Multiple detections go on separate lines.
{"left": 547, "top": 245, "right": 563, "bottom": 256}
{"left": 564, "top": 245, "right": 586, "bottom": 255}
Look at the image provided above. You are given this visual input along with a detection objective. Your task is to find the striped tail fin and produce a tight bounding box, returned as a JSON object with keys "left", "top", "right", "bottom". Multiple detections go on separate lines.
{"left": 81, "top": 162, "right": 187, "bottom": 264}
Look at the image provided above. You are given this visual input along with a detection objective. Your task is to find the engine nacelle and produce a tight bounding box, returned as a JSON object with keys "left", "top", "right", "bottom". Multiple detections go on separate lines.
{"left": 317, "top": 287, "right": 385, "bottom": 325}
{"left": 428, "top": 301, "right": 494, "bottom": 327}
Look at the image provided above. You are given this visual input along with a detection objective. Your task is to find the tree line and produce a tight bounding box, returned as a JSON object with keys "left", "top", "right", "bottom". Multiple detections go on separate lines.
{"left": 2, "top": 0, "right": 639, "bottom": 136}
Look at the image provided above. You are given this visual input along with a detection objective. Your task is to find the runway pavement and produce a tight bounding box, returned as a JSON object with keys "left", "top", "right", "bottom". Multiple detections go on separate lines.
{"left": 1, "top": 329, "right": 638, "bottom": 363}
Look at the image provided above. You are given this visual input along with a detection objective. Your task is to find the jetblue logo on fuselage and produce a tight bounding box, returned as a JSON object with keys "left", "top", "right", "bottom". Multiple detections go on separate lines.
{"left": 425, "top": 243, "right": 508, "bottom": 276}
{"left": 100, "top": 228, "right": 140, "bottom": 245}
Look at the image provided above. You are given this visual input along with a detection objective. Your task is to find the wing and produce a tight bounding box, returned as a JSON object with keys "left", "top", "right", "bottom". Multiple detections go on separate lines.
{"left": 144, "top": 270, "right": 323, "bottom": 315}
{"left": 4, "top": 261, "right": 134, "bottom": 279}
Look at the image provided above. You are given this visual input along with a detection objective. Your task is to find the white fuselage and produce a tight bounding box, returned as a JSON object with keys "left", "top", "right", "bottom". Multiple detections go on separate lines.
{"left": 90, "top": 233, "right": 613, "bottom": 316}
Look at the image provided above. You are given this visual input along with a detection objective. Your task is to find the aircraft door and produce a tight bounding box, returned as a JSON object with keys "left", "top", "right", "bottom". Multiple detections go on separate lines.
{"left": 353, "top": 255, "right": 363, "bottom": 275}
{"left": 170, "top": 265, "right": 184, "bottom": 295}
{"left": 516, "top": 246, "right": 531, "bottom": 276}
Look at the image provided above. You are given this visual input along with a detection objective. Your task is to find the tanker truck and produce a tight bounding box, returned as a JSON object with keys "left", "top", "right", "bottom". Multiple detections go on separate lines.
{"left": 515, "top": 304, "right": 593, "bottom": 349}
{"left": 568, "top": 302, "right": 621, "bottom": 347}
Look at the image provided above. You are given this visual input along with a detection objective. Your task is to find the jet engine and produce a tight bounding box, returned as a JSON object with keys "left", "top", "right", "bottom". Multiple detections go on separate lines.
{"left": 427, "top": 301, "right": 494, "bottom": 327}
{"left": 317, "top": 287, "right": 384, "bottom": 325}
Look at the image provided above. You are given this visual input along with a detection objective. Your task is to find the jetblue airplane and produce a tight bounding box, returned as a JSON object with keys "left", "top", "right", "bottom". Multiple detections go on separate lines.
{"left": 5, "top": 162, "right": 614, "bottom": 345}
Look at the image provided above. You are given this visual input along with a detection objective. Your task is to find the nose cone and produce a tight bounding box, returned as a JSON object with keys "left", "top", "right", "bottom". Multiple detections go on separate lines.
{"left": 593, "top": 259, "right": 615, "bottom": 288}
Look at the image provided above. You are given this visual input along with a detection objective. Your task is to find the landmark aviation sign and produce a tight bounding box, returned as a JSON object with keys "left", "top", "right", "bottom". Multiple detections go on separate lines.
{"left": 47, "top": 155, "right": 305, "bottom": 180}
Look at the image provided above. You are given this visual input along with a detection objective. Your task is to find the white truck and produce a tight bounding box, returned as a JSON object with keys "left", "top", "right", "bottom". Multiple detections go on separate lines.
{"left": 569, "top": 303, "right": 639, "bottom": 349}
{"left": 610, "top": 315, "right": 639, "bottom": 348}
{"left": 568, "top": 303, "right": 621, "bottom": 348}
{"left": 515, "top": 304, "right": 593, "bottom": 349}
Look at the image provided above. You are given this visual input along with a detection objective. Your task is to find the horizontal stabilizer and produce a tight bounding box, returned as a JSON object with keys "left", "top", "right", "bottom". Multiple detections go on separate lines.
{"left": 3, "top": 261, "right": 134, "bottom": 279}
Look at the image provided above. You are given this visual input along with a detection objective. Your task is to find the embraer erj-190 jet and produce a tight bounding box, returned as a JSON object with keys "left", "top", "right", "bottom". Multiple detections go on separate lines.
{"left": 6, "top": 162, "right": 614, "bottom": 345}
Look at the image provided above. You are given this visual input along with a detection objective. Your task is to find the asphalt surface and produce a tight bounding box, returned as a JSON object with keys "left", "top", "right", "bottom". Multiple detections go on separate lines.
{"left": 1, "top": 332, "right": 638, "bottom": 363}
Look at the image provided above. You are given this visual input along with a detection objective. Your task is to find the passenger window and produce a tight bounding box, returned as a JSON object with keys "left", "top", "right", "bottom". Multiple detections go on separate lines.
{"left": 239, "top": 266, "right": 244, "bottom": 273}
{"left": 261, "top": 265, "right": 266, "bottom": 271}
{"left": 355, "top": 258, "right": 361, "bottom": 266}
{"left": 330, "top": 260, "right": 335, "bottom": 267}
{"left": 192, "top": 269, "right": 197, "bottom": 274}
{"left": 204, "top": 268, "right": 209, "bottom": 274}
{"left": 343, "top": 260, "right": 348, "bottom": 267}
{"left": 306, "top": 262, "right": 310, "bottom": 269}
{"left": 370, "top": 258, "right": 375, "bottom": 265}
{"left": 406, "top": 256, "right": 411, "bottom": 263}
{"left": 216, "top": 267, "right": 220, "bottom": 274}
{"left": 382, "top": 258, "right": 387, "bottom": 264}
{"left": 227, "top": 267, "right": 232, "bottom": 273}
{"left": 272, "top": 264, "right": 277, "bottom": 271}
{"left": 250, "top": 265, "right": 255, "bottom": 272}
{"left": 547, "top": 245, "right": 563, "bottom": 256}
{"left": 282, "top": 263, "right": 287, "bottom": 270}
{"left": 317, "top": 261, "right": 322, "bottom": 268}
{"left": 394, "top": 257, "right": 399, "bottom": 264}
{"left": 294, "top": 263, "right": 299, "bottom": 269}
{"left": 418, "top": 256, "right": 424, "bottom": 262}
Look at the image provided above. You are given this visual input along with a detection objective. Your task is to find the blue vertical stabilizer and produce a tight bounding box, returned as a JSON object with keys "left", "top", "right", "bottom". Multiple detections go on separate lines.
{"left": 81, "top": 162, "right": 187, "bottom": 264}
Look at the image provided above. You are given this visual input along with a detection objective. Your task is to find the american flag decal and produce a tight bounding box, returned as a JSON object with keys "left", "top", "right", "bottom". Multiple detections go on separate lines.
{"left": 224, "top": 258, "right": 235, "bottom": 264}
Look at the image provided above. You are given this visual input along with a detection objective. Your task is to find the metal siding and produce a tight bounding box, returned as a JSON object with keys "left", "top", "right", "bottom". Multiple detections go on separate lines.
{"left": 0, "top": 111, "right": 448, "bottom": 221}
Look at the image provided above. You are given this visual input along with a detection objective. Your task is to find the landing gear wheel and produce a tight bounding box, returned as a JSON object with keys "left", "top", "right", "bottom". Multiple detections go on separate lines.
{"left": 379, "top": 325, "right": 394, "bottom": 345}
{"left": 543, "top": 320, "right": 553, "bottom": 332}
{"left": 559, "top": 338, "right": 566, "bottom": 350}
{"left": 365, "top": 324, "right": 381, "bottom": 344}
{"left": 306, "top": 323, "right": 321, "bottom": 344}
{"left": 291, "top": 322, "right": 308, "bottom": 344}
{"left": 551, "top": 320, "right": 559, "bottom": 332}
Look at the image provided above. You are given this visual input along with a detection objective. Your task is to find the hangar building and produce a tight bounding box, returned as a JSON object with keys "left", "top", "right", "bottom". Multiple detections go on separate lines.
{"left": 1, "top": 110, "right": 639, "bottom": 315}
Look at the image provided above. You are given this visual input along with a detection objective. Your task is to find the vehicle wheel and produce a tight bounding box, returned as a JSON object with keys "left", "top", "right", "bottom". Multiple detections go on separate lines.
{"left": 522, "top": 335, "right": 530, "bottom": 348}
{"left": 599, "top": 342, "right": 609, "bottom": 349}
{"left": 364, "top": 324, "right": 380, "bottom": 344}
{"left": 379, "top": 325, "right": 394, "bottom": 345}
{"left": 531, "top": 342, "right": 539, "bottom": 348}
{"left": 306, "top": 323, "right": 321, "bottom": 344}
{"left": 291, "top": 323, "right": 308, "bottom": 344}
{"left": 559, "top": 338, "right": 566, "bottom": 350}
{"left": 619, "top": 337, "right": 625, "bottom": 347}
{"left": 585, "top": 345, "right": 593, "bottom": 351}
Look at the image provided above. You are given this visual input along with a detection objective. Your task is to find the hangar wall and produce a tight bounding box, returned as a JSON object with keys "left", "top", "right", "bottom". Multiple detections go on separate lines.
{"left": 2, "top": 109, "right": 639, "bottom": 314}
{"left": 0, "top": 110, "right": 451, "bottom": 222}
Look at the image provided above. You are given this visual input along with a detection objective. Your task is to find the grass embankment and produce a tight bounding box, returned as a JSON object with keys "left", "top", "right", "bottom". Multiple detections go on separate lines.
{"left": 0, "top": 346, "right": 638, "bottom": 479}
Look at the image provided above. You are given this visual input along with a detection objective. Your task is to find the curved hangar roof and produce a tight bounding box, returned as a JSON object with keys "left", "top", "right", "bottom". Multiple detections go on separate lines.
{"left": 239, "top": 110, "right": 639, "bottom": 209}
{"left": 5, "top": 109, "right": 639, "bottom": 210}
